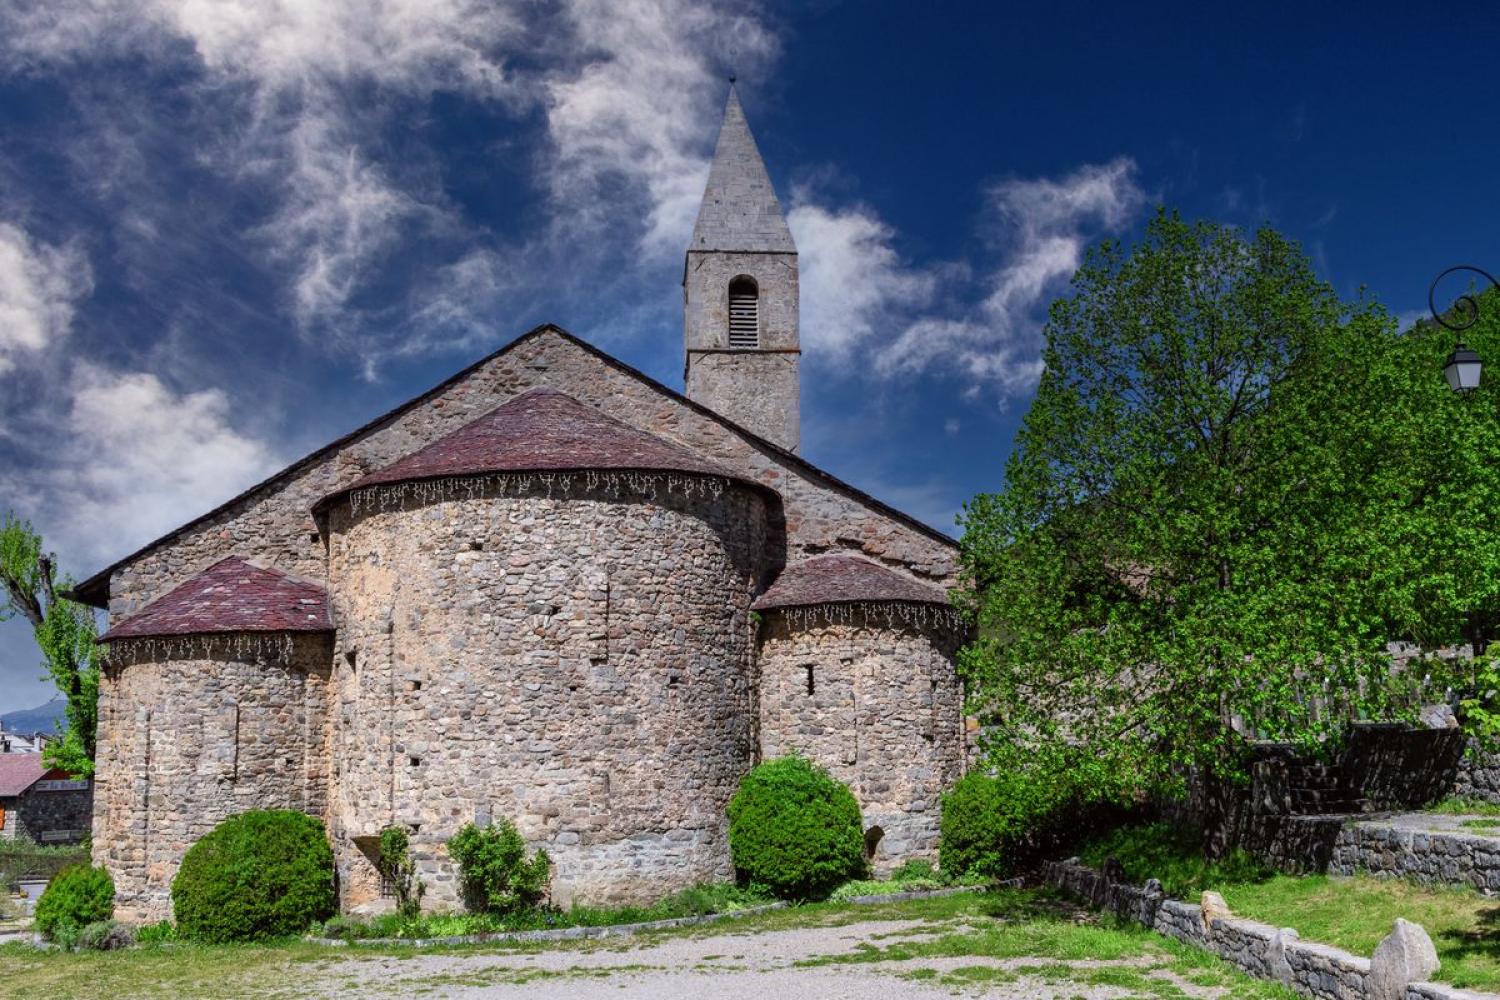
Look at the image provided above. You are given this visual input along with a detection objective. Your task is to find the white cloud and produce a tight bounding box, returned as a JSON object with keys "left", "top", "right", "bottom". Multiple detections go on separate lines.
{"left": 0, "top": 223, "right": 92, "bottom": 374}
{"left": 787, "top": 200, "right": 935, "bottom": 360}
{"left": 258, "top": 114, "right": 423, "bottom": 329}
{"left": 785, "top": 158, "right": 1143, "bottom": 399}
{"left": 544, "top": 0, "right": 777, "bottom": 255}
{"left": 36, "top": 366, "right": 281, "bottom": 567}
{"left": 0, "top": 0, "right": 774, "bottom": 359}
{"left": 875, "top": 157, "right": 1144, "bottom": 395}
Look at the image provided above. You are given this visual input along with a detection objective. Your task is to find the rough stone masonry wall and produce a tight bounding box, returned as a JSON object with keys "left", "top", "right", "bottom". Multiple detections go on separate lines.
{"left": 325, "top": 478, "right": 768, "bottom": 910}
{"left": 1046, "top": 859, "right": 1496, "bottom": 1000}
{"left": 102, "top": 328, "right": 955, "bottom": 626}
{"left": 5, "top": 782, "right": 93, "bottom": 844}
{"left": 1331, "top": 819, "right": 1500, "bottom": 893}
{"left": 756, "top": 609, "right": 965, "bottom": 871}
{"left": 684, "top": 249, "right": 800, "bottom": 452}
{"left": 91, "top": 636, "right": 333, "bottom": 922}
{"left": 1453, "top": 741, "right": 1500, "bottom": 803}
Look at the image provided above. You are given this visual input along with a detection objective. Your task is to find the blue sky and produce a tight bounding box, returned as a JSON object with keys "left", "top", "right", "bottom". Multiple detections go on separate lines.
{"left": 1, "top": 1, "right": 1497, "bottom": 713}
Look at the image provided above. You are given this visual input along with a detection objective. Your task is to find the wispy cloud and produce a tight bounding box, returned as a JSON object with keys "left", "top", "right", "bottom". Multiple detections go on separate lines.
{"left": 787, "top": 198, "right": 938, "bottom": 361}
{"left": 0, "top": 0, "right": 774, "bottom": 372}
{"left": 38, "top": 366, "right": 282, "bottom": 568}
{"left": 0, "top": 222, "right": 92, "bottom": 374}
{"left": 787, "top": 158, "right": 1144, "bottom": 400}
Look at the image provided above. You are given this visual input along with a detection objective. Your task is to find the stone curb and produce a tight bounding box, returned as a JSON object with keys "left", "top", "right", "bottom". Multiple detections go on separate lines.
{"left": 305, "top": 884, "right": 991, "bottom": 948}
{"left": 842, "top": 885, "right": 990, "bottom": 904}
{"left": 304, "top": 901, "right": 789, "bottom": 948}
{"left": 1045, "top": 858, "right": 1500, "bottom": 1000}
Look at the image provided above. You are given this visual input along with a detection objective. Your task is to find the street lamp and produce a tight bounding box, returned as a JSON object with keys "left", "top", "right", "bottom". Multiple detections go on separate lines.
{"left": 1429, "top": 264, "right": 1500, "bottom": 392}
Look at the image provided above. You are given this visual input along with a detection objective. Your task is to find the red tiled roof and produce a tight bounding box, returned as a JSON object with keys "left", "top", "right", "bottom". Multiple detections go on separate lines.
{"left": 99, "top": 557, "right": 333, "bottom": 641}
{"left": 752, "top": 554, "right": 949, "bottom": 611}
{"left": 0, "top": 754, "right": 46, "bottom": 797}
{"left": 319, "top": 386, "right": 770, "bottom": 509}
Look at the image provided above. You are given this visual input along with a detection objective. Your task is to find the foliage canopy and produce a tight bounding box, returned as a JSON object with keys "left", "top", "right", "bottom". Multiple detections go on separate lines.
{"left": 960, "top": 210, "right": 1500, "bottom": 796}
{"left": 0, "top": 513, "right": 99, "bottom": 777}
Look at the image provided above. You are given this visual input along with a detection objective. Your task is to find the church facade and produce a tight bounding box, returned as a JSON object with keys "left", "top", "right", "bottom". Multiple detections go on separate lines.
{"left": 77, "top": 88, "right": 967, "bottom": 921}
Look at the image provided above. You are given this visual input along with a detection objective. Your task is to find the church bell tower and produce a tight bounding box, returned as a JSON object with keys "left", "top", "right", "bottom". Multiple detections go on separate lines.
{"left": 684, "top": 85, "right": 800, "bottom": 453}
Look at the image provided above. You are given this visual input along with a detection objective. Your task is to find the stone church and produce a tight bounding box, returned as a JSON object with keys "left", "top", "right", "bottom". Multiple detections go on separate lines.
{"left": 75, "top": 87, "right": 966, "bottom": 921}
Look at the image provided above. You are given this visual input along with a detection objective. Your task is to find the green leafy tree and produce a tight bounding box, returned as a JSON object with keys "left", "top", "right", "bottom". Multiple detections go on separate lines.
{"left": 0, "top": 514, "right": 99, "bottom": 777}
{"left": 960, "top": 210, "right": 1413, "bottom": 800}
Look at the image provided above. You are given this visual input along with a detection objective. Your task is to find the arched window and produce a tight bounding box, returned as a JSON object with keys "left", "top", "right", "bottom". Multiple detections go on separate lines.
{"left": 728, "top": 276, "right": 758, "bottom": 348}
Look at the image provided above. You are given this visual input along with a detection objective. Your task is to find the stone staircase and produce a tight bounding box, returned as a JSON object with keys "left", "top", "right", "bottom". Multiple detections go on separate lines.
{"left": 1286, "top": 762, "right": 1369, "bottom": 815}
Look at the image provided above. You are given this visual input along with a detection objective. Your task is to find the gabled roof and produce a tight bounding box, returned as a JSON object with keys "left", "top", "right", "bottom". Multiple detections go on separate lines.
{"left": 752, "top": 553, "right": 950, "bottom": 611}
{"left": 99, "top": 556, "right": 333, "bottom": 641}
{"left": 0, "top": 754, "right": 47, "bottom": 797}
{"left": 318, "top": 387, "right": 768, "bottom": 509}
{"left": 688, "top": 85, "right": 796, "bottom": 254}
{"left": 72, "top": 324, "right": 956, "bottom": 609}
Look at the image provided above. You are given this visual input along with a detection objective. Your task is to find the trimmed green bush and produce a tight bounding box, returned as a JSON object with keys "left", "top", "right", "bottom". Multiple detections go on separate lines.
{"left": 34, "top": 864, "right": 114, "bottom": 942}
{"left": 939, "top": 772, "right": 1010, "bottom": 878}
{"left": 171, "top": 809, "right": 335, "bottom": 942}
{"left": 447, "top": 820, "right": 550, "bottom": 915}
{"left": 726, "top": 753, "right": 866, "bottom": 900}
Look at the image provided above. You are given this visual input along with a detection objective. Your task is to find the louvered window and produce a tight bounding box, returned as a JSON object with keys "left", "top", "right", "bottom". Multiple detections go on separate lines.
{"left": 728, "top": 277, "right": 758, "bottom": 348}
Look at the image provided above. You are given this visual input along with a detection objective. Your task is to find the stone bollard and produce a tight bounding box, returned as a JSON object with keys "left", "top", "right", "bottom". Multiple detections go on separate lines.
{"left": 1368, "top": 918, "right": 1439, "bottom": 1000}
{"left": 1266, "top": 927, "right": 1300, "bottom": 986}
{"left": 1200, "top": 891, "right": 1230, "bottom": 936}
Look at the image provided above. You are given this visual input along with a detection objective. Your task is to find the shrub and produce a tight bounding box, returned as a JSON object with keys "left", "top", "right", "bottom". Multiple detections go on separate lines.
{"left": 378, "top": 825, "right": 424, "bottom": 918}
{"left": 726, "top": 753, "right": 866, "bottom": 900}
{"left": 34, "top": 864, "right": 114, "bottom": 942}
{"left": 134, "top": 920, "right": 178, "bottom": 945}
{"left": 447, "top": 820, "right": 550, "bottom": 915}
{"left": 939, "top": 773, "right": 1010, "bottom": 879}
{"left": 74, "top": 919, "right": 134, "bottom": 951}
{"left": 889, "top": 858, "right": 942, "bottom": 882}
{"left": 171, "top": 809, "right": 335, "bottom": 942}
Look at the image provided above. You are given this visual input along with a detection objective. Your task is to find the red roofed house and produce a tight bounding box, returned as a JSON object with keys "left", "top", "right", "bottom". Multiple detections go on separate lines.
{"left": 0, "top": 755, "right": 91, "bottom": 845}
{"left": 75, "top": 89, "right": 968, "bottom": 923}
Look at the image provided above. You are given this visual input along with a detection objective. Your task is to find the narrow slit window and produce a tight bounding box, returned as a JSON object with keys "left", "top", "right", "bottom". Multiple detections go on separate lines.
{"left": 804, "top": 665, "right": 815, "bottom": 696}
{"left": 728, "top": 276, "right": 758, "bottom": 348}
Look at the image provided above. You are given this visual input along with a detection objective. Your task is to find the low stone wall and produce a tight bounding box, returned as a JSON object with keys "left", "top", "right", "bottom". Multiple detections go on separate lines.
{"left": 1242, "top": 814, "right": 1350, "bottom": 873}
{"left": 1045, "top": 858, "right": 1496, "bottom": 1000}
{"left": 1453, "top": 743, "right": 1500, "bottom": 804}
{"left": 1331, "top": 821, "right": 1500, "bottom": 893}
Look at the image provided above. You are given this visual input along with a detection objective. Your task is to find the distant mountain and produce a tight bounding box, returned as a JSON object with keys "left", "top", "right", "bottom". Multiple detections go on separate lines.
{"left": 0, "top": 698, "right": 65, "bottom": 735}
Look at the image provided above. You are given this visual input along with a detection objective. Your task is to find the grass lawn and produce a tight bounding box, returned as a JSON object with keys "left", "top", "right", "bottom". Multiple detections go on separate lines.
{"left": 0, "top": 889, "right": 1298, "bottom": 999}
{"left": 1083, "top": 822, "right": 1500, "bottom": 992}
{"left": 1222, "top": 875, "right": 1500, "bottom": 992}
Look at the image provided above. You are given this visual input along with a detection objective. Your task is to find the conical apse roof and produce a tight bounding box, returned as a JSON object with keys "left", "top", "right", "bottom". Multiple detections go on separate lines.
{"left": 100, "top": 556, "right": 333, "bottom": 640}
{"left": 319, "top": 387, "right": 773, "bottom": 507}
{"left": 752, "top": 554, "right": 950, "bottom": 611}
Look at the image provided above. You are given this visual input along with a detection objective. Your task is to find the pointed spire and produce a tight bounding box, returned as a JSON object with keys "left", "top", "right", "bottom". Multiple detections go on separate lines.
{"left": 689, "top": 85, "right": 796, "bottom": 254}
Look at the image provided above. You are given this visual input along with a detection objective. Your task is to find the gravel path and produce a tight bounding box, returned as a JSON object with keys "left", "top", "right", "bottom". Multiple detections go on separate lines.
{"left": 294, "top": 916, "right": 1235, "bottom": 999}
